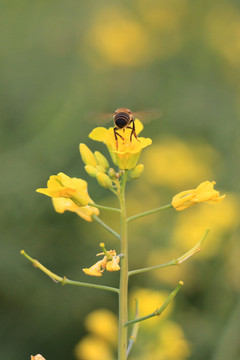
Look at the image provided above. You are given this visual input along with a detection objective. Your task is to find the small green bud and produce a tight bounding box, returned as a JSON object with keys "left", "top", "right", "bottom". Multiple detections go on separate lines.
{"left": 129, "top": 164, "right": 144, "bottom": 179}
{"left": 79, "top": 143, "right": 97, "bottom": 167}
{"left": 85, "top": 165, "right": 98, "bottom": 178}
{"left": 94, "top": 151, "right": 109, "bottom": 169}
{"left": 96, "top": 172, "right": 113, "bottom": 189}
{"left": 108, "top": 168, "right": 116, "bottom": 178}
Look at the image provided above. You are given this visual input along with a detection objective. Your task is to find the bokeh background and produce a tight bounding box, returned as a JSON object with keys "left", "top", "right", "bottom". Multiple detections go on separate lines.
{"left": 1, "top": 0, "right": 240, "bottom": 359}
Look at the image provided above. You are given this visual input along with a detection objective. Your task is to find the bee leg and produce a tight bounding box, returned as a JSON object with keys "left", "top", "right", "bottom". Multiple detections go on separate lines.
{"left": 114, "top": 127, "right": 124, "bottom": 150}
{"left": 127, "top": 119, "right": 139, "bottom": 142}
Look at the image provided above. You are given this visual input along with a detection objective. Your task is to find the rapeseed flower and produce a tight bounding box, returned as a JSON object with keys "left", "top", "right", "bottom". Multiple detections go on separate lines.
{"left": 36, "top": 172, "right": 99, "bottom": 221}
{"left": 172, "top": 181, "right": 225, "bottom": 211}
{"left": 89, "top": 120, "right": 152, "bottom": 169}
{"left": 83, "top": 250, "right": 120, "bottom": 276}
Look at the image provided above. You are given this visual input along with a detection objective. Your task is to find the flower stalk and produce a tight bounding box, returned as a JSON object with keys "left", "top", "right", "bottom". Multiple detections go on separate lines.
{"left": 118, "top": 170, "right": 129, "bottom": 360}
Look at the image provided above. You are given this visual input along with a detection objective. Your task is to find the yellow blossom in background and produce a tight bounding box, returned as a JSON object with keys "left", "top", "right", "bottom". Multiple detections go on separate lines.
{"left": 52, "top": 197, "right": 99, "bottom": 222}
{"left": 85, "top": 309, "right": 118, "bottom": 346}
{"left": 138, "top": 0, "right": 186, "bottom": 58}
{"left": 205, "top": 5, "right": 240, "bottom": 66}
{"left": 172, "top": 181, "right": 225, "bottom": 211}
{"left": 153, "top": 321, "right": 190, "bottom": 360}
{"left": 31, "top": 356, "right": 46, "bottom": 360}
{"left": 89, "top": 120, "right": 152, "bottom": 170}
{"left": 36, "top": 172, "right": 90, "bottom": 207}
{"left": 173, "top": 194, "right": 239, "bottom": 257}
{"left": 143, "top": 138, "right": 218, "bottom": 189}
{"left": 130, "top": 288, "right": 172, "bottom": 328}
{"left": 74, "top": 335, "right": 114, "bottom": 360}
{"left": 87, "top": 7, "right": 149, "bottom": 66}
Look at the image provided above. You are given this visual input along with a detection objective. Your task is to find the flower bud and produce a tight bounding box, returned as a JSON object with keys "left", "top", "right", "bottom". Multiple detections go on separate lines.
{"left": 96, "top": 165, "right": 106, "bottom": 173}
{"left": 31, "top": 355, "right": 46, "bottom": 360}
{"left": 129, "top": 164, "right": 144, "bottom": 179}
{"left": 79, "top": 143, "right": 97, "bottom": 167}
{"left": 85, "top": 165, "right": 98, "bottom": 178}
{"left": 96, "top": 172, "right": 113, "bottom": 189}
{"left": 108, "top": 168, "right": 117, "bottom": 178}
{"left": 94, "top": 151, "right": 109, "bottom": 169}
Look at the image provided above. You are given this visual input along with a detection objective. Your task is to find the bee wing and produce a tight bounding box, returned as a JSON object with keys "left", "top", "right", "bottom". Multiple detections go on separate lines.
{"left": 85, "top": 111, "right": 114, "bottom": 125}
{"left": 132, "top": 109, "right": 161, "bottom": 124}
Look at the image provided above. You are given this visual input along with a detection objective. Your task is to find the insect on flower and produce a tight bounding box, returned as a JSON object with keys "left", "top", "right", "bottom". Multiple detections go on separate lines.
{"left": 90, "top": 108, "right": 161, "bottom": 150}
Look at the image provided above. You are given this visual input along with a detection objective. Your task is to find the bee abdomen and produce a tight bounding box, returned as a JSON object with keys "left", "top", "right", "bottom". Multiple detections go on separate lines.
{"left": 114, "top": 112, "right": 130, "bottom": 129}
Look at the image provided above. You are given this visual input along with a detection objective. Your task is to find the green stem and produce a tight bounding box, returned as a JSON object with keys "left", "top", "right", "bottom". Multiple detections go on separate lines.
{"left": 127, "top": 299, "right": 139, "bottom": 357}
{"left": 124, "top": 281, "right": 184, "bottom": 327}
{"left": 118, "top": 171, "right": 129, "bottom": 360}
{"left": 128, "top": 229, "right": 209, "bottom": 277}
{"left": 20, "top": 250, "right": 119, "bottom": 294}
{"left": 88, "top": 203, "right": 121, "bottom": 213}
{"left": 127, "top": 204, "right": 173, "bottom": 222}
{"left": 92, "top": 215, "right": 121, "bottom": 241}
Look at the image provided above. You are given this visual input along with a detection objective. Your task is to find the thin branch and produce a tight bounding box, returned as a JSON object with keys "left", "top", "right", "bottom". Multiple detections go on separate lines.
{"left": 124, "top": 281, "right": 183, "bottom": 327}
{"left": 88, "top": 203, "right": 121, "bottom": 213}
{"left": 127, "top": 204, "right": 173, "bottom": 222}
{"left": 127, "top": 299, "right": 139, "bottom": 357}
{"left": 128, "top": 229, "right": 210, "bottom": 277}
{"left": 92, "top": 215, "right": 120, "bottom": 241}
{"left": 20, "top": 250, "right": 119, "bottom": 294}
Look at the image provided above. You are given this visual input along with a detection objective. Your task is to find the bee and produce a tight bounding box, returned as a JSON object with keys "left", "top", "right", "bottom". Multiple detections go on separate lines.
{"left": 113, "top": 108, "right": 138, "bottom": 149}
{"left": 88, "top": 107, "right": 161, "bottom": 149}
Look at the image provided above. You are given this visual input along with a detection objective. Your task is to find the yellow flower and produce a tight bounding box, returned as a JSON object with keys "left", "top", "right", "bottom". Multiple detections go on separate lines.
{"left": 83, "top": 259, "right": 107, "bottom": 277}
{"left": 172, "top": 181, "right": 225, "bottom": 211}
{"left": 83, "top": 250, "right": 120, "bottom": 276}
{"left": 36, "top": 172, "right": 90, "bottom": 207}
{"left": 52, "top": 197, "right": 99, "bottom": 222}
{"left": 31, "top": 356, "right": 46, "bottom": 360}
{"left": 89, "top": 119, "right": 152, "bottom": 170}
{"left": 106, "top": 256, "right": 120, "bottom": 271}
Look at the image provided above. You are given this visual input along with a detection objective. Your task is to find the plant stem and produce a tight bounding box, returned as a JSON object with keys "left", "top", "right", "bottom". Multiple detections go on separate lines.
{"left": 118, "top": 171, "right": 129, "bottom": 360}
{"left": 88, "top": 203, "right": 121, "bottom": 213}
{"left": 92, "top": 215, "right": 121, "bottom": 241}
{"left": 127, "top": 204, "right": 172, "bottom": 222}
{"left": 20, "top": 250, "right": 119, "bottom": 294}
{"left": 128, "top": 229, "right": 209, "bottom": 276}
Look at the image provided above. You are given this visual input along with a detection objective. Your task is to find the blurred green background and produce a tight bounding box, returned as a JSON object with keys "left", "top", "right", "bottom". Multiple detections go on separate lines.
{"left": 1, "top": 0, "right": 240, "bottom": 359}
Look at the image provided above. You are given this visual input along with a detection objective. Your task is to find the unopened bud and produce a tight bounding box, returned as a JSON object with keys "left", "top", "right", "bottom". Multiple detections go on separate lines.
{"left": 96, "top": 172, "right": 113, "bottom": 189}
{"left": 79, "top": 143, "right": 97, "bottom": 167}
{"left": 129, "top": 164, "right": 144, "bottom": 179}
{"left": 85, "top": 165, "right": 98, "bottom": 178}
{"left": 96, "top": 165, "right": 106, "bottom": 173}
{"left": 94, "top": 151, "right": 109, "bottom": 169}
{"left": 108, "top": 168, "right": 117, "bottom": 178}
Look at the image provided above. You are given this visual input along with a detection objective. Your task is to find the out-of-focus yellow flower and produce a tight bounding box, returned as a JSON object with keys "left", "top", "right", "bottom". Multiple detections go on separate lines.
{"left": 89, "top": 120, "right": 152, "bottom": 170}
{"left": 173, "top": 194, "right": 239, "bottom": 257}
{"left": 172, "top": 181, "right": 225, "bottom": 211}
{"left": 130, "top": 288, "right": 172, "bottom": 328}
{"left": 85, "top": 309, "right": 118, "bottom": 346}
{"left": 205, "top": 5, "right": 240, "bottom": 66}
{"left": 52, "top": 197, "right": 99, "bottom": 222}
{"left": 31, "top": 356, "right": 46, "bottom": 360}
{"left": 83, "top": 250, "right": 120, "bottom": 276}
{"left": 87, "top": 8, "right": 149, "bottom": 66}
{"left": 143, "top": 138, "right": 218, "bottom": 189}
{"left": 152, "top": 320, "right": 190, "bottom": 360}
{"left": 36, "top": 172, "right": 90, "bottom": 207}
{"left": 74, "top": 335, "right": 113, "bottom": 360}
